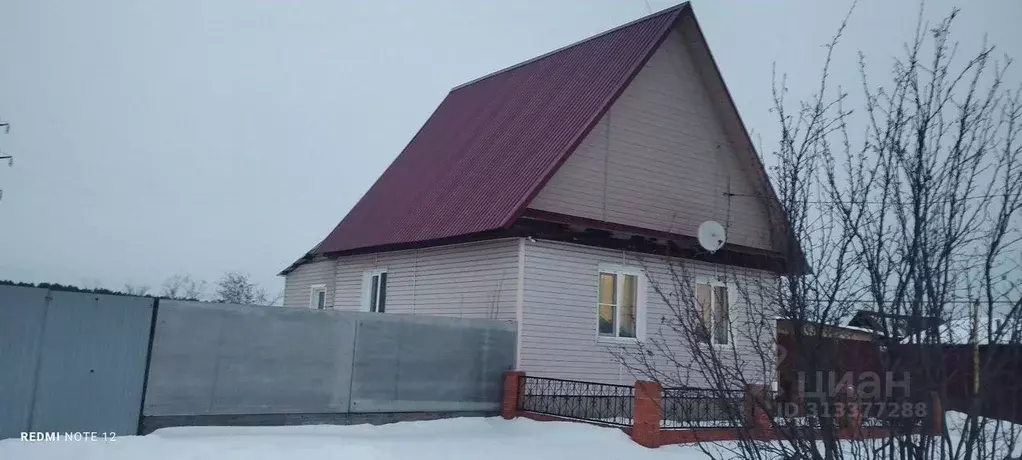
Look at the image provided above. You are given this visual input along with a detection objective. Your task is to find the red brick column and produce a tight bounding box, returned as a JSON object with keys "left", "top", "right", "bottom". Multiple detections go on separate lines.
{"left": 792, "top": 387, "right": 805, "bottom": 417}
{"left": 744, "top": 384, "right": 771, "bottom": 436}
{"left": 632, "top": 380, "right": 662, "bottom": 448}
{"left": 845, "top": 387, "right": 862, "bottom": 437}
{"left": 502, "top": 371, "right": 525, "bottom": 420}
{"left": 930, "top": 392, "right": 943, "bottom": 435}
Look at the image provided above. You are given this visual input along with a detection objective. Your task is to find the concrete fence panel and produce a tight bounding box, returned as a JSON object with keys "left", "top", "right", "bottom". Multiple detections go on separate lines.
{"left": 144, "top": 301, "right": 516, "bottom": 418}
{"left": 144, "top": 301, "right": 358, "bottom": 416}
{"left": 349, "top": 314, "right": 516, "bottom": 413}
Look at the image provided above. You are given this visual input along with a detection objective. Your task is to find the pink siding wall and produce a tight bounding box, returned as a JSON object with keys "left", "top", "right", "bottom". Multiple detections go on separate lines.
{"left": 283, "top": 239, "right": 519, "bottom": 322}
{"left": 519, "top": 238, "right": 774, "bottom": 386}
{"left": 528, "top": 27, "right": 775, "bottom": 251}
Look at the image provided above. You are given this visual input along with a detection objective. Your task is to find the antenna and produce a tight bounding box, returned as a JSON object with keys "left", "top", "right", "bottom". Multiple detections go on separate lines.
{"left": 0, "top": 120, "right": 11, "bottom": 202}
{"left": 697, "top": 221, "right": 727, "bottom": 253}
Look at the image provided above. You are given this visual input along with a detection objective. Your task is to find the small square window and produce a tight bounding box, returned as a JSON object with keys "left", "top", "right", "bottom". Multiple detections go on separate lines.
{"left": 309, "top": 285, "right": 327, "bottom": 310}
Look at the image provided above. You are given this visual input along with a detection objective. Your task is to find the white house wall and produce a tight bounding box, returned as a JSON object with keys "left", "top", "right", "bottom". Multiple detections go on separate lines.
{"left": 528, "top": 26, "right": 775, "bottom": 251}
{"left": 519, "top": 238, "right": 775, "bottom": 386}
{"left": 282, "top": 259, "right": 334, "bottom": 309}
{"left": 282, "top": 239, "right": 519, "bottom": 321}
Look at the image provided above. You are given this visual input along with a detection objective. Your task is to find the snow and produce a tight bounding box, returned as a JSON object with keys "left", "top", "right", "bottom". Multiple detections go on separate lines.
{"left": 0, "top": 417, "right": 710, "bottom": 460}
{"left": 4, "top": 412, "right": 1018, "bottom": 459}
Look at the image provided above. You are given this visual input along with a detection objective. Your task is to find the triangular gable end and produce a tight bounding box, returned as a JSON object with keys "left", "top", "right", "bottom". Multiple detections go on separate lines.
{"left": 526, "top": 16, "right": 783, "bottom": 254}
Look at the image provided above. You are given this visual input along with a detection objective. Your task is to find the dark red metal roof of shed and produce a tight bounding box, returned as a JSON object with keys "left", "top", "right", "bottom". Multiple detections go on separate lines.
{"left": 312, "top": 4, "right": 688, "bottom": 257}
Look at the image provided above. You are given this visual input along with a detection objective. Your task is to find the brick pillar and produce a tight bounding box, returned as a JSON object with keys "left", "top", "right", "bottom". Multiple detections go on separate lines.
{"left": 792, "top": 387, "right": 805, "bottom": 417}
{"left": 502, "top": 371, "right": 525, "bottom": 420}
{"left": 930, "top": 391, "right": 943, "bottom": 435}
{"left": 844, "top": 386, "right": 861, "bottom": 437}
{"left": 744, "top": 384, "right": 771, "bottom": 436}
{"left": 632, "top": 380, "right": 662, "bottom": 448}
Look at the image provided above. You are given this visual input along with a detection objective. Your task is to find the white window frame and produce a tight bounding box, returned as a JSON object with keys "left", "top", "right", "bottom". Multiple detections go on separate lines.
{"left": 361, "top": 268, "right": 388, "bottom": 313}
{"left": 309, "top": 284, "right": 327, "bottom": 310}
{"left": 595, "top": 264, "right": 646, "bottom": 343}
{"left": 695, "top": 276, "right": 733, "bottom": 347}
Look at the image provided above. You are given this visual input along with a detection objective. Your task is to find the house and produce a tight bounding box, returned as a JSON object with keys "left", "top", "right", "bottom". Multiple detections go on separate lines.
{"left": 847, "top": 310, "right": 943, "bottom": 340}
{"left": 280, "top": 3, "right": 796, "bottom": 385}
{"left": 776, "top": 318, "right": 878, "bottom": 342}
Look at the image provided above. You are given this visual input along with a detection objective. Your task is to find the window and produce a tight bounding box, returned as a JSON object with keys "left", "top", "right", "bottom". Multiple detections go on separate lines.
{"left": 696, "top": 280, "right": 730, "bottom": 345}
{"left": 309, "top": 284, "right": 327, "bottom": 310}
{"left": 362, "top": 269, "right": 387, "bottom": 313}
{"left": 597, "top": 266, "right": 643, "bottom": 339}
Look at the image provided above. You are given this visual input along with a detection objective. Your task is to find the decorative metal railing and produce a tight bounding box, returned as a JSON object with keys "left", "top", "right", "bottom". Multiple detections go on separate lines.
{"left": 516, "top": 376, "right": 635, "bottom": 427}
{"left": 661, "top": 387, "right": 747, "bottom": 429}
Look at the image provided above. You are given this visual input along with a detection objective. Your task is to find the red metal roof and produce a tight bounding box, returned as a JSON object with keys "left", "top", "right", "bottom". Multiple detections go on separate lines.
{"left": 313, "top": 5, "right": 687, "bottom": 256}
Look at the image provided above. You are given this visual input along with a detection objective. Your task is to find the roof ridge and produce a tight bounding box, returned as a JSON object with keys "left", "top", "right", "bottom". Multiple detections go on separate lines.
{"left": 450, "top": 2, "right": 688, "bottom": 91}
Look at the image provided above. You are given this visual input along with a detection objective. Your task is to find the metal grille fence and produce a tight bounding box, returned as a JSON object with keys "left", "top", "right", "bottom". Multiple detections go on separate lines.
{"left": 516, "top": 376, "right": 634, "bottom": 427}
{"left": 661, "top": 387, "right": 746, "bottom": 429}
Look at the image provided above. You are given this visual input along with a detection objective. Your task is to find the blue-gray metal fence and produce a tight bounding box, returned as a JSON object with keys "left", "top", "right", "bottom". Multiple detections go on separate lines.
{"left": 0, "top": 286, "right": 155, "bottom": 439}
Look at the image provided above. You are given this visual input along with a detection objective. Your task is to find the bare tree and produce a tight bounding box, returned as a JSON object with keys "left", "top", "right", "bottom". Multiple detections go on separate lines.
{"left": 160, "top": 274, "right": 207, "bottom": 301}
{"left": 182, "top": 277, "right": 208, "bottom": 301}
{"left": 123, "top": 283, "right": 151, "bottom": 297}
{"left": 615, "top": 5, "right": 1022, "bottom": 460}
{"left": 214, "top": 271, "right": 270, "bottom": 305}
{"left": 265, "top": 288, "right": 283, "bottom": 307}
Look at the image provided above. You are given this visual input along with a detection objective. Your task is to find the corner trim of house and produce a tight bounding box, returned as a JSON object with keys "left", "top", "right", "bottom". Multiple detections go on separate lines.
{"left": 515, "top": 237, "right": 525, "bottom": 369}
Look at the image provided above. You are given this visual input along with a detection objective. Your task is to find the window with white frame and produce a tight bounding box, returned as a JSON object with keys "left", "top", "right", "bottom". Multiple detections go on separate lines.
{"left": 696, "top": 280, "right": 730, "bottom": 345}
{"left": 362, "top": 269, "right": 387, "bottom": 313}
{"left": 597, "top": 266, "right": 643, "bottom": 339}
{"left": 309, "top": 284, "right": 327, "bottom": 310}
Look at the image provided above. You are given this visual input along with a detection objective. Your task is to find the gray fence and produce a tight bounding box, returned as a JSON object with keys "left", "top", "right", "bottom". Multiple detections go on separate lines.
{"left": 0, "top": 286, "right": 155, "bottom": 440}
{"left": 1, "top": 289, "right": 516, "bottom": 439}
{"left": 141, "top": 300, "right": 516, "bottom": 429}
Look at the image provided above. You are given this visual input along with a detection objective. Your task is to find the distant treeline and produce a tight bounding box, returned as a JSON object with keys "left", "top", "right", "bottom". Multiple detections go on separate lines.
{"left": 0, "top": 279, "right": 199, "bottom": 301}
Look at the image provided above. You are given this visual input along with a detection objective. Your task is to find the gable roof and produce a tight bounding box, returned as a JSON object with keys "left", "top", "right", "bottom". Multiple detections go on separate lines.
{"left": 285, "top": 3, "right": 791, "bottom": 273}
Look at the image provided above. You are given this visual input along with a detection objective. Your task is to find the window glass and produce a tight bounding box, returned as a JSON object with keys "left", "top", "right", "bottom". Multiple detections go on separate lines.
{"left": 377, "top": 273, "right": 387, "bottom": 313}
{"left": 598, "top": 273, "right": 617, "bottom": 336}
{"left": 696, "top": 284, "right": 712, "bottom": 342}
{"left": 369, "top": 276, "right": 379, "bottom": 312}
{"left": 619, "top": 275, "right": 637, "bottom": 338}
{"left": 598, "top": 304, "right": 615, "bottom": 336}
{"left": 713, "top": 285, "right": 729, "bottom": 344}
{"left": 598, "top": 273, "right": 616, "bottom": 305}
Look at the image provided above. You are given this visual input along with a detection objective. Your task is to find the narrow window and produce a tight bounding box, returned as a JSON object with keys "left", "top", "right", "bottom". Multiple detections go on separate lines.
{"left": 597, "top": 267, "right": 642, "bottom": 339}
{"left": 713, "top": 286, "right": 729, "bottom": 345}
{"left": 696, "top": 284, "right": 712, "bottom": 343}
{"left": 598, "top": 273, "right": 617, "bottom": 336}
{"left": 363, "top": 269, "right": 388, "bottom": 313}
{"left": 696, "top": 282, "right": 730, "bottom": 345}
{"left": 309, "top": 285, "right": 327, "bottom": 310}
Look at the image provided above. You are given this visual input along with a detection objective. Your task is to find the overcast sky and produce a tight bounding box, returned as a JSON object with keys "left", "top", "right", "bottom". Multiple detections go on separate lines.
{"left": 0, "top": 0, "right": 1019, "bottom": 296}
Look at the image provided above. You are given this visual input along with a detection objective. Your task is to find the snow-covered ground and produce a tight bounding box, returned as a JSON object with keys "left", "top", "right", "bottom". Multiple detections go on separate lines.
{"left": 0, "top": 417, "right": 709, "bottom": 460}
{"left": 3, "top": 412, "right": 1018, "bottom": 460}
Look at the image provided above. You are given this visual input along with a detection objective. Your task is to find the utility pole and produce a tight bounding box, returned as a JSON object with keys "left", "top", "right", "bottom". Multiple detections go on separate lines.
{"left": 0, "top": 120, "right": 11, "bottom": 202}
{"left": 972, "top": 298, "right": 980, "bottom": 395}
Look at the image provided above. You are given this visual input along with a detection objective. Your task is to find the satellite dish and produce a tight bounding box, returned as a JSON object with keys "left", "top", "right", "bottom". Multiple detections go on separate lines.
{"left": 697, "top": 221, "right": 727, "bottom": 252}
